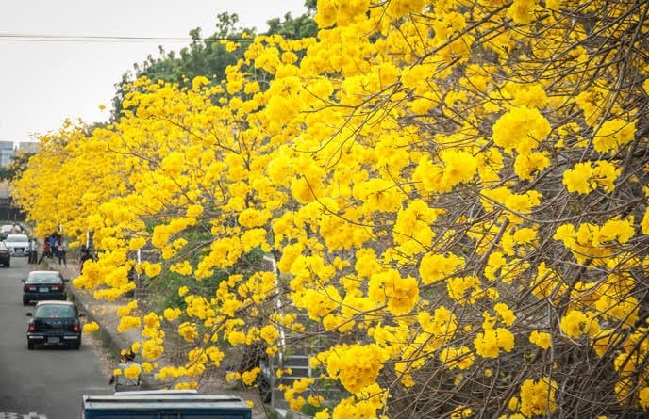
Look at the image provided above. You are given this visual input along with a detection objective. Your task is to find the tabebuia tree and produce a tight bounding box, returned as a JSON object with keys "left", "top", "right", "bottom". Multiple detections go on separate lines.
{"left": 12, "top": 0, "right": 649, "bottom": 418}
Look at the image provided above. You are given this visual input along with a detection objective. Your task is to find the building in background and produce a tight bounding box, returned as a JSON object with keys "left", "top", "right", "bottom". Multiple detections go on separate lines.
{"left": 0, "top": 140, "right": 39, "bottom": 202}
{"left": 0, "top": 140, "right": 39, "bottom": 168}
{"left": 0, "top": 141, "right": 14, "bottom": 168}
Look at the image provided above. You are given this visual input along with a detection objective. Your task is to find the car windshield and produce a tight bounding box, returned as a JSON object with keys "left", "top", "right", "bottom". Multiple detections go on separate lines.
{"left": 6, "top": 234, "right": 28, "bottom": 242}
{"left": 35, "top": 304, "right": 75, "bottom": 318}
{"left": 27, "top": 273, "right": 62, "bottom": 283}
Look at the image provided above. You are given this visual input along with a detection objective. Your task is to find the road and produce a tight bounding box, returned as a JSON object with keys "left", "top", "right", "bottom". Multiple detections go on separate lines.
{"left": 0, "top": 257, "right": 112, "bottom": 418}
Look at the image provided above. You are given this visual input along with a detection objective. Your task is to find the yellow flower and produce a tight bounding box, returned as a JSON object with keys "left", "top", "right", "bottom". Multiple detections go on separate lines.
{"left": 639, "top": 387, "right": 649, "bottom": 410}
{"left": 83, "top": 321, "right": 99, "bottom": 334}
{"left": 492, "top": 106, "right": 551, "bottom": 154}
{"left": 593, "top": 119, "right": 636, "bottom": 154}
{"left": 529, "top": 330, "right": 552, "bottom": 349}
{"left": 241, "top": 367, "right": 261, "bottom": 386}
{"left": 560, "top": 310, "right": 599, "bottom": 339}
{"left": 474, "top": 328, "right": 515, "bottom": 358}
{"left": 124, "top": 364, "right": 142, "bottom": 380}
{"left": 563, "top": 162, "right": 595, "bottom": 194}
{"left": 420, "top": 252, "right": 464, "bottom": 284}
{"left": 323, "top": 344, "right": 388, "bottom": 394}
{"left": 178, "top": 322, "right": 199, "bottom": 343}
{"left": 308, "top": 395, "right": 324, "bottom": 408}
{"left": 519, "top": 377, "right": 558, "bottom": 416}
{"left": 143, "top": 262, "right": 161, "bottom": 278}
{"left": 227, "top": 330, "right": 246, "bottom": 346}
{"left": 117, "top": 315, "right": 141, "bottom": 332}
{"left": 439, "top": 151, "right": 478, "bottom": 191}
{"left": 514, "top": 152, "right": 550, "bottom": 181}
{"left": 507, "top": 0, "right": 537, "bottom": 24}
{"left": 163, "top": 307, "right": 182, "bottom": 322}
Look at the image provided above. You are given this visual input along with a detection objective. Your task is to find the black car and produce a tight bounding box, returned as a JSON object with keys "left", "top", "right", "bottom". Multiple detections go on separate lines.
{"left": 22, "top": 270, "right": 68, "bottom": 305}
{"left": 0, "top": 241, "right": 10, "bottom": 267}
{"left": 26, "top": 300, "right": 83, "bottom": 349}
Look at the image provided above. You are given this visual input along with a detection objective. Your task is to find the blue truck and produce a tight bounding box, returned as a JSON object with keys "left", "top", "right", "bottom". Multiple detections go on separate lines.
{"left": 82, "top": 390, "right": 253, "bottom": 419}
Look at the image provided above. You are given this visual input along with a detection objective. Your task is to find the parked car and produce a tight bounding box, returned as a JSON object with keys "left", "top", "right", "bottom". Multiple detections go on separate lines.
{"left": 0, "top": 241, "right": 10, "bottom": 267}
{"left": 0, "top": 225, "right": 11, "bottom": 240}
{"left": 25, "top": 300, "right": 83, "bottom": 349}
{"left": 6, "top": 233, "right": 30, "bottom": 256}
{"left": 22, "top": 270, "right": 68, "bottom": 305}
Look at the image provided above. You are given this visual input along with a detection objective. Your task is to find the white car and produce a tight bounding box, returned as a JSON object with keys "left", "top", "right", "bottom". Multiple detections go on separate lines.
{"left": 5, "top": 233, "right": 30, "bottom": 256}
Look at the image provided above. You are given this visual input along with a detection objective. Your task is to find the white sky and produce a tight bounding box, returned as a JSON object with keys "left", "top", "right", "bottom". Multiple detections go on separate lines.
{"left": 0, "top": 0, "right": 309, "bottom": 144}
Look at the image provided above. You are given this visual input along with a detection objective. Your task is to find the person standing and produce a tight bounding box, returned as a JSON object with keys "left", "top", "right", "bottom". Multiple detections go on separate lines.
{"left": 56, "top": 236, "right": 67, "bottom": 266}
{"left": 28, "top": 238, "right": 38, "bottom": 264}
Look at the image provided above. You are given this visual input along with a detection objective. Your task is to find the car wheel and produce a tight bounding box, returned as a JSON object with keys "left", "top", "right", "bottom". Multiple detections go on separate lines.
{"left": 27, "top": 342, "right": 35, "bottom": 350}
{"left": 23, "top": 298, "right": 29, "bottom": 305}
{"left": 71, "top": 339, "right": 81, "bottom": 350}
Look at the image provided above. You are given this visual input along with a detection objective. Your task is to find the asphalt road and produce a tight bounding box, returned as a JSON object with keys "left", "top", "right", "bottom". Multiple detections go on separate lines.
{"left": 0, "top": 257, "right": 112, "bottom": 418}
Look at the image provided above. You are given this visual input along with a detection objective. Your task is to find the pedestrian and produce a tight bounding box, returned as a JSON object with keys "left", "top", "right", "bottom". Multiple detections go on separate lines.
{"left": 79, "top": 244, "right": 94, "bottom": 272}
{"left": 28, "top": 238, "right": 38, "bottom": 264}
{"left": 56, "top": 237, "right": 67, "bottom": 266}
{"left": 109, "top": 349, "right": 142, "bottom": 392}
{"left": 49, "top": 234, "right": 56, "bottom": 256}
{"left": 38, "top": 238, "right": 51, "bottom": 264}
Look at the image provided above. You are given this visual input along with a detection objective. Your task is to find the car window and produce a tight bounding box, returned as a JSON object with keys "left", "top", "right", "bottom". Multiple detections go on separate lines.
{"left": 36, "top": 305, "right": 75, "bottom": 318}
{"left": 6, "top": 234, "right": 28, "bottom": 242}
{"left": 27, "top": 273, "right": 62, "bottom": 283}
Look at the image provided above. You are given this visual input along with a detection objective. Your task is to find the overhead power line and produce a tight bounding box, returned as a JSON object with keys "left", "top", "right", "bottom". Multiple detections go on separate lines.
{"left": 0, "top": 32, "right": 198, "bottom": 43}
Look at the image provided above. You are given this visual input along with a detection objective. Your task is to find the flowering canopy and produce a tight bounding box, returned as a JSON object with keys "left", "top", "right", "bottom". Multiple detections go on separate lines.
{"left": 12, "top": 0, "right": 649, "bottom": 418}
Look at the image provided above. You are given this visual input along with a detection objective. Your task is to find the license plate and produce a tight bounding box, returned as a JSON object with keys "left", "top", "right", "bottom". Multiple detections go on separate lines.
{"left": 48, "top": 337, "right": 60, "bottom": 344}
{"left": 39, "top": 287, "right": 49, "bottom": 293}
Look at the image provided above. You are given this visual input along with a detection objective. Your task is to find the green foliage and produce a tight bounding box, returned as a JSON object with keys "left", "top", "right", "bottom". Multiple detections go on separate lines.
{"left": 110, "top": 6, "right": 316, "bottom": 122}
{"left": 0, "top": 152, "right": 34, "bottom": 182}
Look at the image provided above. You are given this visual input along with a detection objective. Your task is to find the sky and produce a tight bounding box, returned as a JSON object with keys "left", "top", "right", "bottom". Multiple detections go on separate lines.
{"left": 0, "top": 0, "right": 309, "bottom": 145}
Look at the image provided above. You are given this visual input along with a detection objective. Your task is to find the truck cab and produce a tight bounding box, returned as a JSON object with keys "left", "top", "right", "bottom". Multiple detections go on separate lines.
{"left": 82, "top": 390, "right": 252, "bottom": 419}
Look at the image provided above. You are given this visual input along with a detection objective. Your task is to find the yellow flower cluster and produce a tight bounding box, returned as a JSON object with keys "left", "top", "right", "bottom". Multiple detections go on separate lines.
{"left": 519, "top": 377, "right": 558, "bottom": 417}
{"left": 559, "top": 310, "right": 599, "bottom": 339}
{"left": 474, "top": 328, "right": 515, "bottom": 359}
{"left": 117, "top": 315, "right": 141, "bottom": 333}
{"left": 178, "top": 322, "right": 199, "bottom": 343}
{"left": 83, "top": 321, "right": 99, "bottom": 334}
{"left": 563, "top": 160, "right": 621, "bottom": 195}
{"left": 322, "top": 344, "right": 389, "bottom": 394}
{"left": 529, "top": 330, "right": 552, "bottom": 349}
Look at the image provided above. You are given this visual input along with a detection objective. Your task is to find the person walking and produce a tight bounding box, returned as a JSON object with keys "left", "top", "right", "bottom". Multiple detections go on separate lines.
{"left": 38, "top": 238, "right": 52, "bottom": 265}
